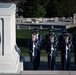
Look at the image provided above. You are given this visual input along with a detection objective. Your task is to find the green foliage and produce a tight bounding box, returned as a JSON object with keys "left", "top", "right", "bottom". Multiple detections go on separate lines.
{"left": 2, "top": 0, "right": 76, "bottom": 18}
{"left": 45, "top": 0, "right": 76, "bottom": 17}
{"left": 17, "top": 0, "right": 46, "bottom": 17}
{"left": 1, "top": 0, "right": 76, "bottom": 17}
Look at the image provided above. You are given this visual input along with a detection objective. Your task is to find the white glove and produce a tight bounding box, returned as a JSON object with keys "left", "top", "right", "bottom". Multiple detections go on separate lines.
{"left": 65, "top": 55, "right": 67, "bottom": 60}
{"left": 51, "top": 47, "right": 54, "bottom": 51}
{"left": 50, "top": 54, "right": 52, "bottom": 56}
{"left": 66, "top": 45, "right": 68, "bottom": 50}
{"left": 32, "top": 52, "right": 34, "bottom": 56}
{"left": 33, "top": 44, "right": 35, "bottom": 48}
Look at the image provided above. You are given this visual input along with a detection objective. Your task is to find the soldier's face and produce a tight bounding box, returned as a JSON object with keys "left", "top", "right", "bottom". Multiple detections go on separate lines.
{"left": 50, "top": 35, "right": 54, "bottom": 40}
{"left": 35, "top": 34, "right": 38, "bottom": 39}
{"left": 64, "top": 36, "right": 69, "bottom": 40}
{"left": 32, "top": 34, "right": 36, "bottom": 41}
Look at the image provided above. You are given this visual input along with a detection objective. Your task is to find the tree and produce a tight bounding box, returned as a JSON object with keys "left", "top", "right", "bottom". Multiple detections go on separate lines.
{"left": 17, "top": 0, "right": 76, "bottom": 17}
{"left": 17, "top": 0, "right": 46, "bottom": 18}
{"left": 45, "top": 0, "right": 76, "bottom": 17}
{"left": 45, "top": 0, "right": 60, "bottom": 17}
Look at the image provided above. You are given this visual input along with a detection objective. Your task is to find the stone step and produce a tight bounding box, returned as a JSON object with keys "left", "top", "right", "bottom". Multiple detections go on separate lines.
{"left": 0, "top": 71, "right": 76, "bottom": 75}
{"left": 20, "top": 71, "right": 76, "bottom": 75}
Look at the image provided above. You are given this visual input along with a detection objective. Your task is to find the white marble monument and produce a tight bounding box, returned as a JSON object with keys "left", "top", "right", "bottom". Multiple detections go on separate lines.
{"left": 73, "top": 13, "right": 76, "bottom": 24}
{"left": 55, "top": 17, "right": 59, "bottom": 22}
{"left": 0, "top": 3, "right": 23, "bottom": 73}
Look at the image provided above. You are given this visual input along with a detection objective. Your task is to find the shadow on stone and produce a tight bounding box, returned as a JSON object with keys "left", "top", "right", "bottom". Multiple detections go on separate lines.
{"left": 23, "top": 61, "right": 76, "bottom": 71}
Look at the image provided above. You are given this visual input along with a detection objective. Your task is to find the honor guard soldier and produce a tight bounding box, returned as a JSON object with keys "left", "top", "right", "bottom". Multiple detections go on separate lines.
{"left": 33, "top": 28, "right": 42, "bottom": 69}
{"left": 58, "top": 29, "right": 72, "bottom": 70}
{"left": 45, "top": 28, "right": 55, "bottom": 54}
{"left": 45, "top": 28, "right": 58, "bottom": 70}
{"left": 28, "top": 29, "right": 42, "bottom": 70}
{"left": 58, "top": 29, "right": 67, "bottom": 70}
{"left": 60, "top": 33, "right": 72, "bottom": 70}
{"left": 47, "top": 32, "right": 58, "bottom": 70}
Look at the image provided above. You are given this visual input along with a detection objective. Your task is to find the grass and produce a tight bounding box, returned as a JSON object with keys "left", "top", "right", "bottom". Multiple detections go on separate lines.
{"left": 67, "top": 27, "right": 76, "bottom": 35}
{"left": 16, "top": 29, "right": 61, "bottom": 57}
{"left": 16, "top": 29, "right": 49, "bottom": 56}
{"left": 16, "top": 28, "right": 76, "bottom": 57}
{"left": 16, "top": 29, "right": 49, "bottom": 39}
